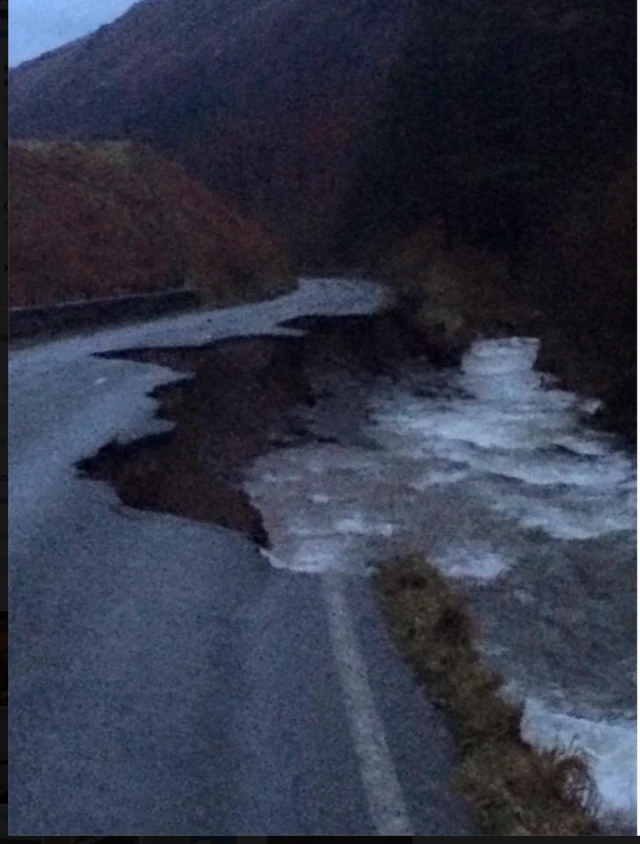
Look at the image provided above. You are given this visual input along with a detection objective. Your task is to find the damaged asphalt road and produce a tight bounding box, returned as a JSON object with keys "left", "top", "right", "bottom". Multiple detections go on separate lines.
{"left": 9, "top": 278, "right": 478, "bottom": 836}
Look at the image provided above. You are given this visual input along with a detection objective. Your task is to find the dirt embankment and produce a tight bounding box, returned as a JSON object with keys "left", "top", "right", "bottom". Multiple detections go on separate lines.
{"left": 9, "top": 140, "right": 294, "bottom": 308}
{"left": 77, "top": 309, "right": 434, "bottom": 540}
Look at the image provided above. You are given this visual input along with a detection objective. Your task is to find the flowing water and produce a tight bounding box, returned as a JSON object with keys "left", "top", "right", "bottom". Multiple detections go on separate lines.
{"left": 244, "top": 336, "right": 637, "bottom": 824}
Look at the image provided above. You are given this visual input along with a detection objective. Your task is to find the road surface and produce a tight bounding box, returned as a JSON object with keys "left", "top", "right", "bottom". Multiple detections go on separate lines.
{"left": 9, "top": 279, "right": 478, "bottom": 835}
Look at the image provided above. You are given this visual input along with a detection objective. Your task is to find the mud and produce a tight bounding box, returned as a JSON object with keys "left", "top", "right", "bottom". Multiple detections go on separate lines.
{"left": 77, "top": 309, "right": 436, "bottom": 544}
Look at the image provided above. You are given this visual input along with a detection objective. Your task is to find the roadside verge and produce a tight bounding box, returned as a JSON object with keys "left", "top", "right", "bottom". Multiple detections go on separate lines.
{"left": 375, "top": 555, "right": 601, "bottom": 836}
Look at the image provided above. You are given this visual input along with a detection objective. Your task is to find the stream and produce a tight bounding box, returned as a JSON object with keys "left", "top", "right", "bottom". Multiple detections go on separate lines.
{"left": 244, "top": 333, "right": 637, "bottom": 825}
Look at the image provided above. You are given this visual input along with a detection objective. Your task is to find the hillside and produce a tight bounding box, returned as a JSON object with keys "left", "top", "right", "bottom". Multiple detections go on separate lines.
{"left": 339, "top": 0, "right": 635, "bottom": 437}
{"left": 9, "top": 140, "right": 294, "bottom": 308}
{"left": 9, "top": 0, "right": 421, "bottom": 264}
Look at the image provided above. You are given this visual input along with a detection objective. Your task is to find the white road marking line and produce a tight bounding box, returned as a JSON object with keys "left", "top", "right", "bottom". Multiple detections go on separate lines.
{"left": 322, "top": 574, "right": 414, "bottom": 836}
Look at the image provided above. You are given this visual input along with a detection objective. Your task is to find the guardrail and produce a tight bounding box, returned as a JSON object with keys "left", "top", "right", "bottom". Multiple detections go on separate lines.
{"left": 9, "top": 289, "right": 200, "bottom": 339}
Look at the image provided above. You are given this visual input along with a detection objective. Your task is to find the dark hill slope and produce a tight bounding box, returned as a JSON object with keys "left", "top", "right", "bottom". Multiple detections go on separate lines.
{"left": 338, "top": 0, "right": 635, "bottom": 436}
{"left": 9, "top": 0, "right": 420, "bottom": 263}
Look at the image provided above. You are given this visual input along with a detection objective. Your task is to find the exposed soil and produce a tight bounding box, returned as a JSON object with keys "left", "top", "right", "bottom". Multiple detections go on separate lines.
{"left": 77, "top": 309, "right": 436, "bottom": 543}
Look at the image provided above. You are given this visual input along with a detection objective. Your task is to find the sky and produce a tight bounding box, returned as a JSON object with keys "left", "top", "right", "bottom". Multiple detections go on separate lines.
{"left": 9, "top": 0, "right": 138, "bottom": 67}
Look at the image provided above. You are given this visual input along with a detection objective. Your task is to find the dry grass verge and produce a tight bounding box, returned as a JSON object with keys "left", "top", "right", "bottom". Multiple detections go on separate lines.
{"left": 375, "top": 555, "right": 600, "bottom": 836}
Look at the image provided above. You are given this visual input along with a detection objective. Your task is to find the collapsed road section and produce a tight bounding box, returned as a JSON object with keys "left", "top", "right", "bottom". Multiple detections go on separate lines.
{"left": 77, "top": 310, "right": 434, "bottom": 545}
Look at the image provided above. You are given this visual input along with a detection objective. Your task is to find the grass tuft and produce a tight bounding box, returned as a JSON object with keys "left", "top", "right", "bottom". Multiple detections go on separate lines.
{"left": 375, "top": 554, "right": 600, "bottom": 836}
